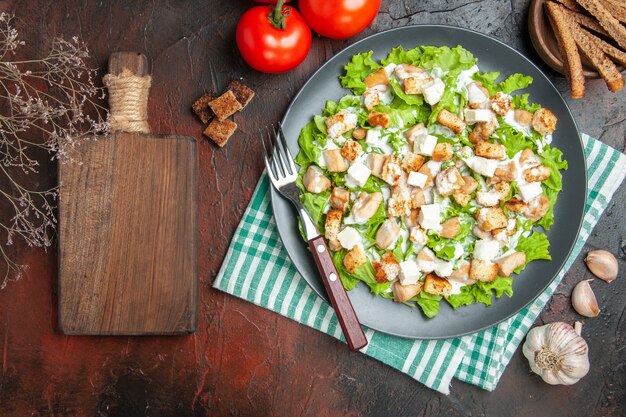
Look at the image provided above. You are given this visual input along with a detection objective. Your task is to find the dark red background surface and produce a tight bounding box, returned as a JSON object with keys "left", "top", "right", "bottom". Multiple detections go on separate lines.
{"left": 0, "top": 1, "right": 624, "bottom": 416}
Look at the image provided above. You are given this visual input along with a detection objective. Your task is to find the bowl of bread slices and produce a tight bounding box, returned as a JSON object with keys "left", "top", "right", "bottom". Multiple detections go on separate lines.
{"left": 529, "top": 0, "right": 626, "bottom": 98}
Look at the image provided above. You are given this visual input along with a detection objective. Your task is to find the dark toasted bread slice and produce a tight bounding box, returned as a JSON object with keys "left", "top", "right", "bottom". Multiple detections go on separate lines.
{"left": 227, "top": 80, "right": 255, "bottom": 109}
{"left": 546, "top": 1, "right": 586, "bottom": 98}
{"left": 559, "top": 5, "right": 609, "bottom": 36}
{"left": 203, "top": 118, "right": 237, "bottom": 147}
{"left": 601, "top": 1, "right": 626, "bottom": 25}
{"left": 571, "top": 26, "right": 625, "bottom": 92}
{"left": 208, "top": 90, "right": 243, "bottom": 121}
{"left": 579, "top": 27, "right": 626, "bottom": 67}
{"left": 192, "top": 92, "right": 217, "bottom": 124}
{"left": 574, "top": 0, "right": 626, "bottom": 50}
{"left": 554, "top": 0, "right": 585, "bottom": 13}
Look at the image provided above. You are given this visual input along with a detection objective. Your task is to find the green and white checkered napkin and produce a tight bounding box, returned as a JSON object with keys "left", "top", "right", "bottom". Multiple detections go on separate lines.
{"left": 213, "top": 134, "right": 625, "bottom": 394}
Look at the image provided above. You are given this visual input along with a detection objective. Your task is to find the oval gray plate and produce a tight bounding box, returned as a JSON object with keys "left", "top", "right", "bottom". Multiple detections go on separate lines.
{"left": 272, "top": 25, "right": 587, "bottom": 339}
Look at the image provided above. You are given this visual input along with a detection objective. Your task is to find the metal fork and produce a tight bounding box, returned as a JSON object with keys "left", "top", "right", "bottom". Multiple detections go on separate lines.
{"left": 261, "top": 124, "right": 367, "bottom": 351}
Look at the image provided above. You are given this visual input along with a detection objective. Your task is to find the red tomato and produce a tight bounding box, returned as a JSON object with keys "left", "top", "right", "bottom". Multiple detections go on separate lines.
{"left": 254, "top": 0, "right": 291, "bottom": 3}
{"left": 299, "top": 0, "right": 381, "bottom": 40}
{"left": 236, "top": 2, "right": 311, "bottom": 73}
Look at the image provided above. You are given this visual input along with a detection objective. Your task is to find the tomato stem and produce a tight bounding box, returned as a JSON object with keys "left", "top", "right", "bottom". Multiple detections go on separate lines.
{"left": 268, "top": 0, "right": 287, "bottom": 30}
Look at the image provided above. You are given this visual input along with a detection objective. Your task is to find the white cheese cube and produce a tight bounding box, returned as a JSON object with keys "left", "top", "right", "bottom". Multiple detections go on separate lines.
{"left": 346, "top": 162, "right": 371, "bottom": 187}
{"left": 327, "top": 123, "right": 344, "bottom": 139}
{"left": 418, "top": 204, "right": 441, "bottom": 230}
{"left": 413, "top": 134, "right": 438, "bottom": 156}
{"left": 466, "top": 156, "right": 499, "bottom": 177}
{"left": 474, "top": 240, "right": 500, "bottom": 261}
{"left": 407, "top": 171, "right": 428, "bottom": 188}
{"left": 337, "top": 227, "right": 361, "bottom": 250}
{"left": 434, "top": 258, "right": 454, "bottom": 278}
{"left": 422, "top": 79, "right": 445, "bottom": 105}
{"left": 464, "top": 109, "right": 493, "bottom": 124}
{"left": 366, "top": 128, "right": 381, "bottom": 145}
{"left": 344, "top": 113, "right": 358, "bottom": 128}
{"left": 399, "top": 260, "right": 421, "bottom": 286}
{"left": 519, "top": 182, "right": 543, "bottom": 202}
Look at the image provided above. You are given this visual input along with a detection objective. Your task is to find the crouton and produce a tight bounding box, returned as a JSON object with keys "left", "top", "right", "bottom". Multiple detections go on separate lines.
{"left": 352, "top": 127, "right": 367, "bottom": 140}
{"left": 531, "top": 108, "right": 557, "bottom": 136}
{"left": 519, "top": 149, "right": 540, "bottom": 167}
{"left": 514, "top": 109, "right": 533, "bottom": 126}
{"left": 192, "top": 91, "right": 216, "bottom": 123}
{"left": 524, "top": 165, "right": 552, "bottom": 183}
{"left": 340, "top": 140, "right": 363, "bottom": 161}
{"left": 326, "top": 111, "right": 357, "bottom": 139}
{"left": 404, "top": 76, "right": 433, "bottom": 94}
{"left": 394, "top": 64, "right": 426, "bottom": 80}
{"left": 490, "top": 92, "right": 512, "bottom": 115}
{"left": 330, "top": 187, "right": 350, "bottom": 211}
{"left": 328, "top": 239, "right": 342, "bottom": 252}
{"left": 409, "top": 225, "right": 428, "bottom": 245}
{"left": 343, "top": 245, "right": 367, "bottom": 274}
{"left": 410, "top": 188, "right": 426, "bottom": 209}
{"left": 437, "top": 109, "right": 466, "bottom": 134}
{"left": 435, "top": 166, "right": 465, "bottom": 197}
{"left": 472, "top": 225, "right": 492, "bottom": 240}
{"left": 523, "top": 194, "right": 550, "bottom": 221}
{"left": 373, "top": 252, "right": 400, "bottom": 283}
{"left": 208, "top": 90, "right": 242, "bottom": 121}
{"left": 392, "top": 281, "right": 421, "bottom": 303}
{"left": 475, "top": 140, "right": 506, "bottom": 160}
{"left": 452, "top": 191, "right": 471, "bottom": 207}
{"left": 368, "top": 112, "right": 391, "bottom": 128}
{"left": 440, "top": 217, "right": 461, "bottom": 239}
{"left": 227, "top": 79, "right": 255, "bottom": 108}
{"left": 364, "top": 69, "right": 389, "bottom": 88}
{"left": 324, "top": 149, "right": 348, "bottom": 172}
{"left": 469, "top": 259, "right": 499, "bottom": 282}
{"left": 504, "top": 197, "right": 527, "bottom": 213}
{"left": 496, "top": 252, "right": 526, "bottom": 276}
{"left": 423, "top": 274, "right": 452, "bottom": 297}
{"left": 203, "top": 118, "right": 237, "bottom": 147}
{"left": 431, "top": 142, "right": 453, "bottom": 162}
{"left": 402, "top": 152, "right": 426, "bottom": 172}
{"left": 476, "top": 207, "right": 508, "bottom": 231}
{"left": 491, "top": 219, "right": 517, "bottom": 243}
{"left": 366, "top": 153, "right": 386, "bottom": 178}
{"left": 324, "top": 209, "right": 343, "bottom": 243}
{"left": 381, "top": 154, "right": 404, "bottom": 186}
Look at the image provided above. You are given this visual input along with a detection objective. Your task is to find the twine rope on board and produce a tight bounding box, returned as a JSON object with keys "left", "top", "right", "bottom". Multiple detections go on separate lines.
{"left": 103, "top": 68, "right": 152, "bottom": 133}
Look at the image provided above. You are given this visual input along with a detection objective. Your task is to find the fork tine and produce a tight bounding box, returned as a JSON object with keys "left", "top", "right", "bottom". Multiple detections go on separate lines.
{"left": 277, "top": 123, "right": 296, "bottom": 175}
{"left": 261, "top": 127, "right": 277, "bottom": 182}
{"left": 270, "top": 125, "right": 289, "bottom": 178}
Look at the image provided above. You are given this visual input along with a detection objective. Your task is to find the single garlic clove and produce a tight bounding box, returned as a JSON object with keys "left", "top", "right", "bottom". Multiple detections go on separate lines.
{"left": 571, "top": 279, "right": 600, "bottom": 317}
{"left": 585, "top": 250, "right": 618, "bottom": 283}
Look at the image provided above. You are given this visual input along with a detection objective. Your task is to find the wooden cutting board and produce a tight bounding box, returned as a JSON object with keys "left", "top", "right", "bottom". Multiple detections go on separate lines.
{"left": 58, "top": 52, "right": 197, "bottom": 335}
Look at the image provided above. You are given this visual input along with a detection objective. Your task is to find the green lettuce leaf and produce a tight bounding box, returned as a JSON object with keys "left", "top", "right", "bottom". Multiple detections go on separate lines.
{"left": 446, "top": 277, "right": 513, "bottom": 309}
{"left": 492, "top": 122, "right": 537, "bottom": 158}
{"left": 381, "top": 45, "right": 421, "bottom": 66}
{"left": 413, "top": 291, "right": 442, "bottom": 318}
{"left": 472, "top": 71, "right": 500, "bottom": 96}
{"left": 514, "top": 231, "right": 551, "bottom": 273}
{"left": 498, "top": 74, "right": 533, "bottom": 94}
{"left": 415, "top": 45, "right": 476, "bottom": 71}
{"left": 361, "top": 201, "right": 387, "bottom": 245}
{"left": 340, "top": 51, "right": 382, "bottom": 95}
{"left": 300, "top": 191, "right": 329, "bottom": 232}
{"left": 512, "top": 93, "right": 541, "bottom": 112}
{"left": 536, "top": 146, "right": 568, "bottom": 229}
{"left": 294, "top": 121, "right": 323, "bottom": 167}
{"left": 389, "top": 77, "right": 424, "bottom": 106}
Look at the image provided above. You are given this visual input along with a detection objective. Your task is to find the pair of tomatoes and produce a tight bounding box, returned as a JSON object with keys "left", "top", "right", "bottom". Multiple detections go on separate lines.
{"left": 237, "top": 0, "right": 381, "bottom": 73}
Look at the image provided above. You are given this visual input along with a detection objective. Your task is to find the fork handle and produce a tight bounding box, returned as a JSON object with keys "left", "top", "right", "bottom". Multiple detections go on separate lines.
{"left": 308, "top": 236, "right": 368, "bottom": 351}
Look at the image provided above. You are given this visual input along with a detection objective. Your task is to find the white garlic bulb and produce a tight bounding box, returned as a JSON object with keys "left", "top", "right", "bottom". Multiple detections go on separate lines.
{"left": 523, "top": 322, "right": 590, "bottom": 385}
